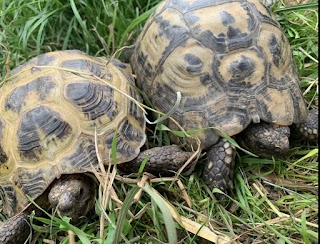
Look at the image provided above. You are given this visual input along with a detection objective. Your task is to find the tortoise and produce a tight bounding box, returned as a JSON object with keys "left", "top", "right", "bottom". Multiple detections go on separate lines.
{"left": 0, "top": 50, "right": 192, "bottom": 243}
{"left": 130, "top": 0, "right": 318, "bottom": 192}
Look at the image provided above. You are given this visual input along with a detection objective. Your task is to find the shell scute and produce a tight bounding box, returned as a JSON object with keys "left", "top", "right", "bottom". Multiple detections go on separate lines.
{"left": 17, "top": 106, "right": 73, "bottom": 162}
{"left": 65, "top": 82, "right": 114, "bottom": 121}
{"left": 4, "top": 76, "right": 57, "bottom": 119}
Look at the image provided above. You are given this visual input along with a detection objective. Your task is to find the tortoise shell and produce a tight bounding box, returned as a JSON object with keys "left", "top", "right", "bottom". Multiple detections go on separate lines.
{"left": 0, "top": 50, "right": 146, "bottom": 216}
{"left": 131, "top": 0, "right": 307, "bottom": 149}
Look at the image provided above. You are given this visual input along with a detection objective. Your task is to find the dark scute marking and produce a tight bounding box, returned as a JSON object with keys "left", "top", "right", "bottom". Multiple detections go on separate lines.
{"left": 136, "top": 50, "right": 153, "bottom": 81}
{"left": 156, "top": 17, "right": 183, "bottom": 39}
{"left": 153, "top": 82, "right": 180, "bottom": 114}
{"left": 170, "top": 0, "right": 229, "bottom": 10}
{"left": 289, "top": 84, "right": 307, "bottom": 122}
{"left": 66, "top": 82, "right": 113, "bottom": 120}
{"left": 29, "top": 53, "right": 57, "bottom": 74}
{"left": 0, "top": 184, "right": 18, "bottom": 214}
{"left": 220, "top": 11, "right": 235, "bottom": 26}
{"left": 257, "top": 100, "right": 273, "bottom": 122}
{"left": 144, "top": 14, "right": 189, "bottom": 80}
{"left": 61, "top": 137, "right": 98, "bottom": 171}
{"left": 60, "top": 59, "right": 102, "bottom": 77}
{"left": 224, "top": 25, "right": 253, "bottom": 51}
{"left": 184, "top": 53, "right": 201, "bottom": 66}
{"left": 5, "top": 76, "right": 56, "bottom": 113}
{"left": 241, "top": 2, "right": 257, "bottom": 31}
{"left": 228, "top": 55, "right": 256, "bottom": 82}
{"left": 18, "top": 106, "right": 71, "bottom": 160}
{"left": 199, "top": 30, "right": 226, "bottom": 53}
{"left": 105, "top": 132, "right": 116, "bottom": 147}
{"left": 110, "top": 59, "right": 128, "bottom": 69}
{"left": 10, "top": 52, "right": 56, "bottom": 75}
{"left": 200, "top": 73, "right": 212, "bottom": 86}
{"left": 268, "top": 75, "right": 292, "bottom": 91}
{"left": 246, "top": 13, "right": 255, "bottom": 31}
{"left": 184, "top": 53, "right": 203, "bottom": 73}
{"left": 184, "top": 11, "right": 200, "bottom": 26}
{"left": 214, "top": 107, "right": 249, "bottom": 129}
{"left": 129, "top": 89, "right": 145, "bottom": 127}
{"left": 0, "top": 146, "right": 8, "bottom": 167}
{"left": 155, "top": 16, "right": 169, "bottom": 37}
{"left": 106, "top": 101, "right": 118, "bottom": 123}
{"left": 10, "top": 61, "right": 34, "bottom": 76}
{"left": 13, "top": 167, "right": 49, "bottom": 199}
{"left": 269, "top": 34, "right": 281, "bottom": 67}
{"left": 259, "top": 2, "right": 273, "bottom": 18}
{"left": 119, "top": 120, "right": 144, "bottom": 142}
{"left": 104, "top": 132, "right": 136, "bottom": 159}
{"left": 35, "top": 53, "right": 56, "bottom": 66}
{"left": 0, "top": 120, "right": 8, "bottom": 166}
{"left": 227, "top": 26, "right": 242, "bottom": 39}
{"left": 161, "top": 19, "right": 189, "bottom": 41}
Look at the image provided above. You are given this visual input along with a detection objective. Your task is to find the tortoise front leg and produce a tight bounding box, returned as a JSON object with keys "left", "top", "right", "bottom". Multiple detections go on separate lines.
{"left": 202, "top": 138, "right": 236, "bottom": 193}
{"left": 295, "top": 108, "right": 318, "bottom": 142}
{"left": 0, "top": 211, "right": 31, "bottom": 244}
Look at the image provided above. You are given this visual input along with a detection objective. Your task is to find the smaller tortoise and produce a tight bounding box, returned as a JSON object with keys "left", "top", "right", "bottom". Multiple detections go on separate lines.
{"left": 130, "top": 0, "right": 318, "bottom": 192}
{"left": 0, "top": 50, "right": 192, "bottom": 244}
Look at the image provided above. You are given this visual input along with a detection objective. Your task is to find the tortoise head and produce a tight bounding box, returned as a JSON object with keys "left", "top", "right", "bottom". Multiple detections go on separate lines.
{"left": 238, "top": 122, "right": 291, "bottom": 158}
{"left": 48, "top": 174, "right": 96, "bottom": 222}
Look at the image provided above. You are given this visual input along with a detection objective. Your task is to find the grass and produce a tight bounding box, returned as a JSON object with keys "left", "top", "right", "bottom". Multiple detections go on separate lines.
{"left": 0, "top": 0, "right": 318, "bottom": 243}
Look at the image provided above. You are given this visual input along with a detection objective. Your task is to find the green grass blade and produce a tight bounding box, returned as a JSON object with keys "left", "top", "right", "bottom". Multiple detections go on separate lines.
{"left": 113, "top": 186, "right": 140, "bottom": 244}
{"left": 142, "top": 184, "right": 177, "bottom": 244}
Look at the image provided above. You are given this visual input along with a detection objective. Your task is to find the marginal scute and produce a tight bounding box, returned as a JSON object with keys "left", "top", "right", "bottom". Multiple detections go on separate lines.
{"left": 118, "top": 119, "right": 144, "bottom": 143}
{"left": 60, "top": 135, "right": 99, "bottom": 172}
{"left": 0, "top": 119, "right": 8, "bottom": 166}
{"left": 128, "top": 87, "right": 146, "bottom": 128}
{"left": 0, "top": 184, "right": 18, "bottom": 216}
{"left": 104, "top": 132, "right": 137, "bottom": 162}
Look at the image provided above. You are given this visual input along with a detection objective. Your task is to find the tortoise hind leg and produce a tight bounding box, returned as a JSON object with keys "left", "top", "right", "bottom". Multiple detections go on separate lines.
{"left": 202, "top": 138, "right": 236, "bottom": 193}
{"left": 0, "top": 211, "right": 31, "bottom": 244}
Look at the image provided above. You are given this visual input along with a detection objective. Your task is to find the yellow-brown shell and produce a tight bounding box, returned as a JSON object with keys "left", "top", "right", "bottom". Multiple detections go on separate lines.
{"left": 131, "top": 0, "right": 307, "bottom": 149}
{"left": 0, "top": 50, "right": 146, "bottom": 216}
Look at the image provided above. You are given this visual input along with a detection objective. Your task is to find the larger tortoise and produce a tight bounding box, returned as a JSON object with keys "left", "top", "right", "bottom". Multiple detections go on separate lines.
{"left": 130, "top": 0, "right": 318, "bottom": 191}
{"left": 0, "top": 50, "right": 191, "bottom": 243}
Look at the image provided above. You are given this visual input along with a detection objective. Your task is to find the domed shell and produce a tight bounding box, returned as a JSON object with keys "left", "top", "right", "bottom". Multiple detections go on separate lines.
{"left": 0, "top": 50, "right": 146, "bottom": 216}
{"left": 131, "top": 0, "right": 307, "bottom": 149}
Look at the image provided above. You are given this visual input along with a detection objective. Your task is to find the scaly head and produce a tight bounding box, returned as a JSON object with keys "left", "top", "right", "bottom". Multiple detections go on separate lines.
{"left": 48, "top": 174, "right": 96, "bottom": 222}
